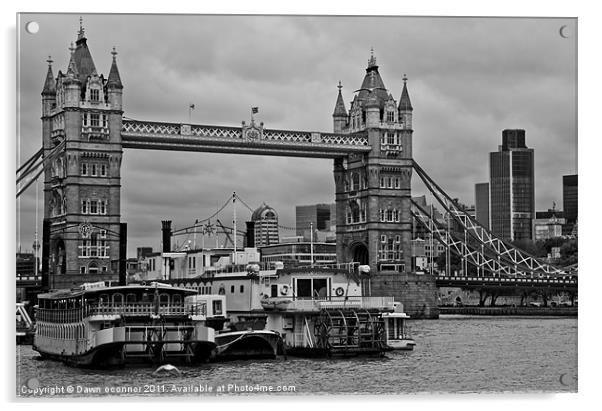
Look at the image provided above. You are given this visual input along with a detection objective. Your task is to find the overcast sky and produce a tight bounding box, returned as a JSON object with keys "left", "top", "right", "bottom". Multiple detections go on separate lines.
{"left": 16, "top": 14, "right": 577, "bottom": 256}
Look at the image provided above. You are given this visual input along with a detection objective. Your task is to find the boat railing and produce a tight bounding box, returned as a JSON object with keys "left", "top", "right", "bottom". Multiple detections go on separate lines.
{"left": 268, "top": 296, "right": 394, "bottom": 311}
{"left": 36, "top": 303, "right": 196, "bottom": 322}
{"left": 89, "top": 303, "right": 189, "bottom": 317}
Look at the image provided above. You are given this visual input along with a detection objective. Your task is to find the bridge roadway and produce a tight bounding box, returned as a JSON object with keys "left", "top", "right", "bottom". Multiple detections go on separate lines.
{"left": 435, "top": 274, "right": 577, "bottom": 291}
{"left": 121, "top": 119, "right": 372, "bottom": 158}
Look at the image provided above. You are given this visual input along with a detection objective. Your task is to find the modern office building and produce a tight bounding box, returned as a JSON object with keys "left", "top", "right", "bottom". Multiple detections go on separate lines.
{"left": 295, "top": 203, "right": 335, "bottom": 240}
{"left": 489, "top": 129, "right": 535, "bottom": 241}
{"left": 475, "top": 182, "right": 490, "bottom": 229}
{"left": 532, "top": 214, "right": 566, "bottom": 241}
{"left": 251, "top": 203, "right": 280, "bottom": 247}
{"left": 562, "top": 174, "right": 578, "bottom": 235}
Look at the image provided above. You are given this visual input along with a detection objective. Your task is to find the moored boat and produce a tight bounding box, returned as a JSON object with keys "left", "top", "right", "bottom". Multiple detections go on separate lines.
{"left": 33, "top": 281, "right": 226, "bottom": 368}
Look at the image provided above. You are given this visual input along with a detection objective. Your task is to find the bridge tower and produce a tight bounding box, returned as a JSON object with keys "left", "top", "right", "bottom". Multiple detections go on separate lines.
{"left": 41, "top": 23, "right": 124, "bottom": 289}
{"left": 333, "top": 52, "right": 413, "bottom": 273}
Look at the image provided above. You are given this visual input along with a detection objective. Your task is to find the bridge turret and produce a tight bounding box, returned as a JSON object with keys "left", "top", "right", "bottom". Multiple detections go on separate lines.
{"left": 107, "top": 47, "right": 123, "bottom": 110}
{"left": 41, "top": 57, "right": 56, "bottom": 117}
{"left": 398, "top": 74, "right": 413, "bottom": 130}
{"left": 332, "top": 81, "right": 348, "bottom": 133}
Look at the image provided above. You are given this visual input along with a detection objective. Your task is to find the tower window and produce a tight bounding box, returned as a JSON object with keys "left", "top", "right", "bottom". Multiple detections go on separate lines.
{"left": 90, "top": 114, "right": 100, "bottom": 127}
{"left": 99, "top": 200, "right": 107, "bottom": 215}
{"left": 387, "top": 111, "right": 395, "bottom": 122}
{"left": 387, "top": 132, "right": 395, "bottom": 145}
{"left": 81, "top": 163, "right": 88, "bottom": 176}
{"left": 100, "top": 164, "right": 107, "bottom": 176}
{"left": 81, "top": 200, "right": 88, "bottom": 214}
{"left": 102, "top": 115, "right": 107, "bottom": 128}
{"left": 89, "top": 200, "right": 98, "bottom": 214}
{"left": 90, "top": 89, "right": 99, "bottom": 102}
{"left": 90, "top": 163, "right": 97, "bottom": 176}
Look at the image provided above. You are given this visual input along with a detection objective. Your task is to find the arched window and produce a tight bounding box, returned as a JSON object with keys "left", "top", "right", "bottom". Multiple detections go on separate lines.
{"left": 159, "top": 293, "right": 170, "bottom": 305}
{"left": 99, "top": 294, "right": 109, "bottom": 306}
{"left": 172, "top": 294, "right": 182, "bottom": 306}
{"left": 126, "top": 293, "right": 136, "bottom": 304}
{"left": 113, "top": 293, "right": 124, "bottom": 305}
{"left": 352, "top": 174, "right": 360, "bottom": 191}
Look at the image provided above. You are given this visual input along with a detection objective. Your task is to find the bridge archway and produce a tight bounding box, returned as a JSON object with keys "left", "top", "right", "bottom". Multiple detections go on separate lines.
{"left": 350, "top": 242, "right": 369, "bottom": 266}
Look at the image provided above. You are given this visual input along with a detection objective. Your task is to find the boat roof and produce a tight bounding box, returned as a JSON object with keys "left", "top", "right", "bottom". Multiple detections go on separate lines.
{"left": 38, "top": 283, "right": 197, "bottom": 300}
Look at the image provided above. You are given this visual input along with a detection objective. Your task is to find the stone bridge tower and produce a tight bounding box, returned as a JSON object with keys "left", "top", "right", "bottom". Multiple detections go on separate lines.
{"left": 41, "top": 23, "right": 125, "bottom": 289}
{"left": 333, "top": 52, "right": 414, "bottom": 273}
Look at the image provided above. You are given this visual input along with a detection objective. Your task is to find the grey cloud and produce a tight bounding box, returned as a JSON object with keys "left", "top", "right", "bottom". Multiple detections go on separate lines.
{"left": 17, "top": 14, "right": 577, "bottom": 255}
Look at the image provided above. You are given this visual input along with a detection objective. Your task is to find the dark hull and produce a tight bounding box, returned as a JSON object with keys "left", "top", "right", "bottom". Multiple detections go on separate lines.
{"left": 214, "top": 332, "right": 281, "bottom": 361}
{"left": 33, "top": 340, "right": 216, "bottom": 369}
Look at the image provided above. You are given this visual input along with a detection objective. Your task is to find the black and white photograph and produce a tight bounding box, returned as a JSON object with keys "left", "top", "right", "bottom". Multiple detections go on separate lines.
{"left": 12, "top": 8, "right": 584, "bottom": 400}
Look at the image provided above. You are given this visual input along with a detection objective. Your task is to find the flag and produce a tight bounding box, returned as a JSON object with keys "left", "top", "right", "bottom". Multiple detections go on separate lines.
{"left": 251, "top": 107, "right": 259, "bottom": 114}
{"left": 189, "top": 103, "right": 195, "bottom": 110}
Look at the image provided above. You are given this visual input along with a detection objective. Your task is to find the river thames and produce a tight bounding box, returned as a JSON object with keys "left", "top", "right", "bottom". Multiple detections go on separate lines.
{"left": 16, "top": 315, "right": 577, "bottom": 397}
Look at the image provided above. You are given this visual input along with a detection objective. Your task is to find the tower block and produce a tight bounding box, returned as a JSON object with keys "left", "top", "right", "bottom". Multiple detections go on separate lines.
{"left": 41, "top": 23, "right": 125, "bottom": 289}
{"left": 332, "top": 52, "right": 413, "bottom": 274}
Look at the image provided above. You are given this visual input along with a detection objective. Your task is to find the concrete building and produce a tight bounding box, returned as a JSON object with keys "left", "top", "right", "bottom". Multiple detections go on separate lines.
{"left": 563, "top": 174, "right": 578, "bottom": 235}
{"left": 475, "top": 182, "right": 490, "bottom": 229}
{"left": 251, "top": 203, "right": 279, "bottom": 247}
{"left": 489, "top": 129, "right": 535, "bottom": 241}
{"left": 532, "top": 215, "right": 565, "bottom": 241}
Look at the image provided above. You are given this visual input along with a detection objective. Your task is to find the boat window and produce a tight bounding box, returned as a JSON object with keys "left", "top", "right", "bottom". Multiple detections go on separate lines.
{"left": 99, "top": 294, "right": 109, "bottom": 305}
{"left": 113, "top": 293, "right": 124, "bottom": 305}
{"left": 240, "top": 285, "right": 244, "bottom": 293}
{"left": 230, "top": 285, "right": 235, "bottom": 294}
{"left": 172, "top": 294, "right": 182, "bottom": 305}
{"left": 213, "top": 300, "right": 223, "bottom": 316}
{"left": 159, "top": 293, "right": 170, "bottom": 305}
{"left": 126, "top": 293, "right": 136, "bottom": 304}
{"left": 296, "top": 278, "right": 328, "bottom": 298}
{"left": 271, "top": 284, "right": 278, "bottom": 298}
{"left": 296, "top": 279, "right": 312, "bottom": 298}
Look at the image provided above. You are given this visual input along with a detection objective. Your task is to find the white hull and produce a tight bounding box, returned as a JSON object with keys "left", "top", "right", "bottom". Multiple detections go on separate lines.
{"left": 387, "top": 338, "right": 416, "bottom": 351}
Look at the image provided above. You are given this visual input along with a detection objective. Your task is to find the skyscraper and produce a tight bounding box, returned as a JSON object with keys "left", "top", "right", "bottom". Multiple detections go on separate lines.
{"left": 475, "top": 183, "right": 490, "bottom": 229}
{"left": 251, "top": 203, "right": 279, "bottom": 247}
{"left": 489, "top": 129, "right": 535, "bottom": 241}
{"left": 562, "top": 174, "right": 578, "bottom": 234}
{"left": 295, "top": 203, "right": 334, "bottom": 240}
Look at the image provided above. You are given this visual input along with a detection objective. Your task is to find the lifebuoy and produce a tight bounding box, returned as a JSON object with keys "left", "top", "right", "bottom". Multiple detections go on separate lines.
{"left": 335, "top": 287, "right": 345, "bottom": 297}
{"left": 280, "top": 285, "right": 290, "bottom": 295}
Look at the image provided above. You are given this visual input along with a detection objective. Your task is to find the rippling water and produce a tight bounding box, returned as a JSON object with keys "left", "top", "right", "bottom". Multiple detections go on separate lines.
{"left": 16, "top": 316, "right": 577, "bottom": 396}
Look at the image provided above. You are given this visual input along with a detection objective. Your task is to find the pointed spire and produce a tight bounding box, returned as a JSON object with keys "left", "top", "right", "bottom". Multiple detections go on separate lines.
{"left": 70, "top": 19, "right": 96, "bottom": 84}
{"left": 368, "top": 47, "right": 377, "bottom": 68}
{"left": 77, "top": 16, "right": 85, "bottom": 41}
{"left": 398, "top": 74, "right": 413, "bottom": 111}
{"left": 42, "top": 56, "right": 56, "bottom": 96}
{"left": 107, "top": 46, "right": 123, "bottom": 89}
{"left": 333, "top": 80, "right": 347, "bottom": 117}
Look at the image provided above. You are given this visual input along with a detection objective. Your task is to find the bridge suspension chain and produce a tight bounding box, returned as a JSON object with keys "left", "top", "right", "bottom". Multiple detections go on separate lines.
{"left": 412, "top": 160, "right": 569, "bottom": 278}
{"left": 412, "top": 200, "right": 521, "bottom": 277}
{"left": 16, "top": 141, "right": 66, "bottom": 198}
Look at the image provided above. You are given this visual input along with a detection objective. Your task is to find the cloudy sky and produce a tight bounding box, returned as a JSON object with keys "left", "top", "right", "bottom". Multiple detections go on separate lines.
{"left": 16, "top": 14, "right": 577, "bottom": 256}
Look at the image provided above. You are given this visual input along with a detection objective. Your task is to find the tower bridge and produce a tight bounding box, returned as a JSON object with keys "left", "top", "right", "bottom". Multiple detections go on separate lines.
{"left": 16, "top": 24, "right": 576, "bottom": 318}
